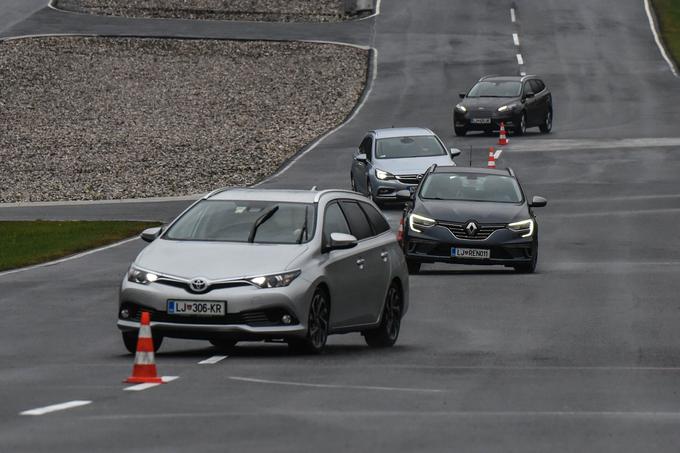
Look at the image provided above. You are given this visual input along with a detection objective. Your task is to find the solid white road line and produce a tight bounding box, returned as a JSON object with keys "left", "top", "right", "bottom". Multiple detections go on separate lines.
{"left": 229, "top": 376, "right": 443, "bottom": 393}
{"left": 21, "top": 400, "right": 92, "bottom": 416}
{"left": 516, "top": 53, "right": 524, "bottom": 65}
{"left": 512, "top": 33, "right": 520, "bottom": 46}
{"left": 494, "top": 149, "right": 503, "bottom": 159}
{"left": 199, "top": 355, "right": 228, "bottom": 365}
{"left": 124, "top": 376, "right": 179, "bottom": 392}
{"left": 510, "top": 7, "right": 516, "bottom": 23}
{"left": 643, "top": 0, "right": 679, "bottom": 77}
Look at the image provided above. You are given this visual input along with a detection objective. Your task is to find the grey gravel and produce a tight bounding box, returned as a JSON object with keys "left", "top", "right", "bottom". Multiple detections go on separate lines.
{"left": 0, "top": 37, "right": 368, "bottom": 202}
{"left": 55, "top": 0, "right": 351, "bottom": 22}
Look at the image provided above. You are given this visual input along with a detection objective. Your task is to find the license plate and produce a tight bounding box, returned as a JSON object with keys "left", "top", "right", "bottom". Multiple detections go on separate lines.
{"left": 451, "top": 247, "right": 490, "bottom": 259}
{"left": 471, "top": 118, "right": 491, "bottom": 124}
{"left": 167, "top": 300, "right": 226, "bottom": 316}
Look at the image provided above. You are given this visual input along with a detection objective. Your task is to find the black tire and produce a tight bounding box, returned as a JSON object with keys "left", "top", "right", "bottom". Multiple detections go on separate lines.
{"left": 454, "top": 127, "right": 467, "bottom": 137}
{"left": 288, "top": 287, "right": 330, "bottom": 354}
{"left": 122, "top": 331, "right": 163, "bottom": 354}
{"left": 514, "top": 112, "right": 527, "bottom": 136}
{"left": 514, "top": 242, "right": 538, "bottom": 273}
{"left": 406, "top": 259, "right": 421, "bottom": 275}
{"left": 539, "top": 109, "right": 553, "bottom": 133}
{"left": 363, "top": 282, "right": 403, "bottom": 348}
{"left": 209, "top": 339, "right": 237, "bottom": 352}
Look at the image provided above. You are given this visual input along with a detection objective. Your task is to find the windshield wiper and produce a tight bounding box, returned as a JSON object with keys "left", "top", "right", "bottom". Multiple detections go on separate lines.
{"left": 248, "top": 205, "right": 279, "bottom": 243}
{"left": 296, "top": 206, "right": 309, "bottom": 244}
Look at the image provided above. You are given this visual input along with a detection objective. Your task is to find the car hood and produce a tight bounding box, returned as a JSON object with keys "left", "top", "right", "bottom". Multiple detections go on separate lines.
{"left": 135, "top": 239, "right": 309, "bottom": 280}
{"left": 460, "top": 97, "right": 520, "bottom": 111}
{"left": 373, "top": 155, "right": 454, "bottom": 175}
{"left": 416, "top": 199, "right": 529, "bottom": 224}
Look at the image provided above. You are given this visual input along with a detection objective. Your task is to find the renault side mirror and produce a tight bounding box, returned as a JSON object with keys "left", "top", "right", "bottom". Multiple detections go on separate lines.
{"left": 396, "top": 190, "right": 413, "bottom": 202}
{"left": 529, "top": 196, "right": 547, "bottom": 208}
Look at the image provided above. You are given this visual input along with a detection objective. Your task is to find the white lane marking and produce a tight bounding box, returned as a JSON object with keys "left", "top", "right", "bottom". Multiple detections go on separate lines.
{"left": 21, "top": 400, "right": 91, "bottom": 416}
{"left": 546, "top": 207, "right": 680, "bottom": 218}
{"left": 512, "top": 33, "right": 520, "bottom": 46}
{"left": 494, "top": 149, "right": 503, "bottom": 159}
{"left": 516, "top": 53, "right": 524, "bottom": 65}
{"left": 124, "top": 376, "right": 179, "bottom": 392}
{"left": 229, "top": 376, "right": 443, "bottom": 393}
{"left": 644, "top": 0, "right": 679, "bottom": 77}
{"left": 0, "top": 236, "right": 140, "bottom": 279}
{"left": 509, "top": 137, "right": 680, "bottom": 152}
{"left": 510, "top": 7, "right": 516, "bottom": 23}
{"left": 199, "top": 355, "right": 228, "bottom": 365}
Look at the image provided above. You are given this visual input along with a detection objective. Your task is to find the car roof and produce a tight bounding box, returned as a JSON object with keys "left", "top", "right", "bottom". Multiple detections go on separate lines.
{"left": 431, "top": 166, "right": 513, "bottom": 177}
{"left": 371, "top": 127, "right": 436, "bottom": 139}
{"left": 479, "top": 75, "right": 537, "bottom": 82}
{"left": 205, "top": 188, "right": 361, "bottom": 203}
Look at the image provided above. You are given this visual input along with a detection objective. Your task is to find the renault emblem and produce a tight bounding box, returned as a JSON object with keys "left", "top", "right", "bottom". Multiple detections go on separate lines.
{"left": 465, "top": 221, "right": 479, "bottom": 236}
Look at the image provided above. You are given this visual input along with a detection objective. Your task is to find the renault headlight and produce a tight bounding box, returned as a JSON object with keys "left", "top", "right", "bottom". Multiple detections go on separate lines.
{"left": 375, "top": 169, "right": 395, "bottom": 180}
{"left": 128, "top": 266, "right": 159, "bottom": 284}
{"left": 508, "top": 219, "right": 534, "bottom": 238}
{"left": 248, "top": 270, "right": 301, "bottom": 289}
{"left": 455, "top": 104, "right": 467, "bottom": 113}
{"left": 409, "top": 213, "right": 436, "bottom": 233}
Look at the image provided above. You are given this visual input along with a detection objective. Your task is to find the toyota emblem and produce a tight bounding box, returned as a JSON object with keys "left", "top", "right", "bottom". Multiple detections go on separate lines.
{"left": 190, "top": 278, "right": 209, "bottom": 293}
{"left": 465, "top": 221, "right": 479, "bottom": 236}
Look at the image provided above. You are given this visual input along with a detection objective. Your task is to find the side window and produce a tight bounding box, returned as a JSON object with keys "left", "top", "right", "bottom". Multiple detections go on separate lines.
{"left": 339, "top": 201, "right": 373, "bottom": 240}
{"left": 529, "top": 79, "right": 543, "bottom": 94}
{"left": 323, "top": 202, "right": 351, "bottom": 246}
{"left": 360, "top": 202, "right": 390, "bottom": 235}
{"left": 360, "top": 136, "right": 373, "bottom": 160}
{"left": 523, "top": 81, "right": 533, "bottom": 96}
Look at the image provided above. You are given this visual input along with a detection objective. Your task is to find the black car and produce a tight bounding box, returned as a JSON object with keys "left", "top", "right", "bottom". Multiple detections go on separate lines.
{"left": 453, "top": 75, "right": 552, "bottom": 136}
{"left": 397, "top": 166, "right": 547, "bottom": 273}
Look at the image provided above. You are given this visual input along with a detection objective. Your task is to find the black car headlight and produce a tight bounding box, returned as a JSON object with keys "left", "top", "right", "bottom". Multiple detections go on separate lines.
{"left": 455, "top": 104, "right": 467, "bottom": 113}
{"left": 128, "top": 266, "right": 159, "bottom": 284}
{"left": 409, "top": 213, "right": 436, "bottom": 233}
{"left": 248, "top": 270, "right": 301, "bottom": 289}
{"left": 508, "top": 219, "right": 534, "bottom": 238}
{"left": 498, "top": 103, "right": 520, "bottom": 113}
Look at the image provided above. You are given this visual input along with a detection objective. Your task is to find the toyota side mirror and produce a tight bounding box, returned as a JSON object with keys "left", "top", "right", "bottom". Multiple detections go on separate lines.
{"left": 354, "top": 153, "right": 368, "bottom": 163}
{"left": 450, "top": 148, "right": 461, "bottom": 158}
{"left": 529, "top": 196, "right": 547, "bottom": 208}
{"left": 458, "top": 92, "right": 466, "bottom": 99}
{"left": 327, "top": 232, "right": 358, "bottom": 251}
{"left": 141, "top": 227, "right": 162, "bottom": 242}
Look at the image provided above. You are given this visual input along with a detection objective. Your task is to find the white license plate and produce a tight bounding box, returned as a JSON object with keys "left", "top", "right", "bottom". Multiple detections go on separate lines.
{"left": 471, "top": 118, "right": 491, "bottom": 124}
{"left": 167, "top": 300, "right": 226, "bottom": 316}
{"left": 451, "top": 247, "right": 490, "bottom": 259}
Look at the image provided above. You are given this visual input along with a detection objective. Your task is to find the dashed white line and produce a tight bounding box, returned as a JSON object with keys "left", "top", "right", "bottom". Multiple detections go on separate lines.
{"left": 516, "top": 54, "right": 524, "bottom": 65}
{"left": 512, "top": 33, "right": 520, "bottom": 46}
{"left": 21, "top": 400, "right": 92, "bottom": 416}
{"left": 229, "top": 376, "right": 443, "bottom": 393}
{"left": 199, "top": 355, "right": 228, "bottom": 365}
{"left": 494, "top": 149, "right": 503, "bottom": 160}
{"left": 510, "top": 7, "right": 516, "bottom": 23}
{"left": 124, "top": 376, "right": 179, "bottom": 391}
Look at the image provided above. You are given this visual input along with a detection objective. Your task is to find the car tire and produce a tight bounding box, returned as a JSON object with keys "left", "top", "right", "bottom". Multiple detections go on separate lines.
{"left": 363, "top": 282, "right": 403, "bottom": 348}
{"left": 406, "top": 259, "right": 421, "bottom": 275}
{"left": 288, "top": 287, "right": 330, "bottom": 354}
{"left": 454, "top": 127, "right": 467, "bottom": 137}
{"left": 514, "top": 242, "right": 538, "bottom": 273}
{"left": 122, "top": 331, "right": 163, "bottom": 354}
{"left": 209, "top": 339, "right": 237, "bottom": 352}
{"left": 539, "top": 109, "right": 553, "bottom": 133}
{"left": 514, "top": 112, "right": 527, "bottom": 136}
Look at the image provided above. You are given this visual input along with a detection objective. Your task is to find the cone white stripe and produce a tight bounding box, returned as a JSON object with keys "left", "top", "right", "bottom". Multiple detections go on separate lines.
{"left": 134, "top": 351, "right": 155, "bottom": 365}
{"left": 138, "top": 324, "right": 152, "bottom": 338}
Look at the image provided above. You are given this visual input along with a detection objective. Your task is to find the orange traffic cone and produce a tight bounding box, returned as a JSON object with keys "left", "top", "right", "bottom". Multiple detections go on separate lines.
{"left": 487, "top": 147, "right": 496, "bottom": 168}
{"left": 125, "top": 311, "right": 163, "bottom": 384}
{"left": 397, "top": 215, "right": 405, "bottom": 244}
{"left": 498, "top": 122, "right": 509, "bottom": 146}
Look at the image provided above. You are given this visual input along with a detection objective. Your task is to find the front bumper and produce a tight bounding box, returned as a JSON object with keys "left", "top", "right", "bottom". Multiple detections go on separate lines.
{"left": 370, "top": 176, "right": 418, "bottom": 201}
{"left": 117, "top": 276, "right": 310, "bottom": 340}
{"left": 404, "top": 224, "right": 535, "bottom": 266}
{"left": 454, "top": 110, "right": 519, "bottom": 131}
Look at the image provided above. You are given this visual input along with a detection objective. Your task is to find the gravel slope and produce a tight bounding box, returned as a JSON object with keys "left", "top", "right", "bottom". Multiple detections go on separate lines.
{"left": 55, "top": 0, "right": 350, "bottom": 22}
{"left": 0, "top": 37, "right": 368, "bottom": 202}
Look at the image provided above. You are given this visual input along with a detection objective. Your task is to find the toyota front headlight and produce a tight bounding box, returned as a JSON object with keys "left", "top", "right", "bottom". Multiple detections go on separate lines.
{"left": 508, "top": 219, "right": 534, "bottom": 238}
{"left": 409, "top": 213, "right": 436, "bottom": 233}
{"left": 248, "top": 270, "right": 301, "bottom": 289}
{"left": 128, "top": 266, "right": 159, "bottom": 284}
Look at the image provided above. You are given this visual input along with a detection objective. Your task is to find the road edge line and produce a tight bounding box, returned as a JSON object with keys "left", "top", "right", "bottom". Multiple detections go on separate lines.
{"left": 643, "top": 0, "right": 679, "bottom": 77}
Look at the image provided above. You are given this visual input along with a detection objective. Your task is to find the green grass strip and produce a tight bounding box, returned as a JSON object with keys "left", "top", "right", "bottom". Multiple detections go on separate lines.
{"left": 0, "top": 220, "right": 160, "bottom": 272}
{"left": 652, "top": 0, "right": 680, "bottom": 68}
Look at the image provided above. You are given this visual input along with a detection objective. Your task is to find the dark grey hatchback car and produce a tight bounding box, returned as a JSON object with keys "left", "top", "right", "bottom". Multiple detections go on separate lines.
{"left": 453, "top": 75, "right": 553, "bottom": 136}
{"left": 398, "top": 166, "right": 547, "bottom": 273}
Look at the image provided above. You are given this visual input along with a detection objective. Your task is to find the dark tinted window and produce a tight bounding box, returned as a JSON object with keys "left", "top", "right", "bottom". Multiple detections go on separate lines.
{"left": 375, "top": 136, "right": 447, "bottom": 160}
{"left": 468, "top": 81, "right": 521, "bottom": 97}
{"left": 359, "top": 136, "right": 373, "bottom": 160}
{"left": 339, "top": 201, "right": 373, "bottom": 240}
{"left": 323, "top": 202, "right": 351, "bottom": 246}
{"left": 523, "top": 81, "right": 533, "bottom": 95}
{"left": 360, "top": 202, "right": 390, "bottom": 234}
{"left": 529, "top": 79, "right": 543, "bottom": 94}
{"left": 420, "top": 173, "right": 523, "bottom": 203}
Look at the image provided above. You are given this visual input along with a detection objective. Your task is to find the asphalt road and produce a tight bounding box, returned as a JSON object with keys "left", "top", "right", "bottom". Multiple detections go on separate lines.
{"left": 2, "top": 1, "right": 680, "bottom": 451}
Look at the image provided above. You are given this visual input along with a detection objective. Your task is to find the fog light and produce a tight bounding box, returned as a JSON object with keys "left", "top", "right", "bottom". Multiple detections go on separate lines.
{"left": 281, "top": 314, "right": 292, "bottom": 325}
{"left": 120, "top": 309, "right": 130, "bottom": 319}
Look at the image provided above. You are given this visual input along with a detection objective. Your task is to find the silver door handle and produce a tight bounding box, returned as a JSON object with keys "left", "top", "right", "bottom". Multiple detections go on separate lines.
{"left": 380, "top": 251, "right": 389, "bottom": 262}
{"left": 356, "top": 258, "right": 365, "bottom": 269}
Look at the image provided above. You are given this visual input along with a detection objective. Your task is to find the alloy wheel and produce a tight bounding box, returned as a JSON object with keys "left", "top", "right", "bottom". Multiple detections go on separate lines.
{"left": 307, "top": 291, "right": 329, "bottom": 350}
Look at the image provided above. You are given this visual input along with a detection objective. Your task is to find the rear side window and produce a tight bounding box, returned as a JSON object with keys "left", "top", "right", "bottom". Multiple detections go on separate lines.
{"left": 323, "top": 202, "right": 351, "bottom": 246}
{"left": 360, "top": 202, "right": 390, "bottom": 235}
{"left": 529, "top": 79, "right": 543, "bottom": 94}
{"left": 339, "top": 201, "right": 373, "bottom": 240}
{"left": 359, "top": 136, "right": 373, "bottom": 160}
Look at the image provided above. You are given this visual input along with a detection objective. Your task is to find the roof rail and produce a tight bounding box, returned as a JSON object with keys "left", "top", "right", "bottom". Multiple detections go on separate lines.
{"left": 313, "top": 189, "right": 364, "bottom": 203}
{"left": 507, "top": 167, "right": 515, "bottom": 177}
{"left": 479, "top": 74, "right": 502, "bottom": 81}
{"left": 203, "top": 187, "right": 234, "bottom": 199}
